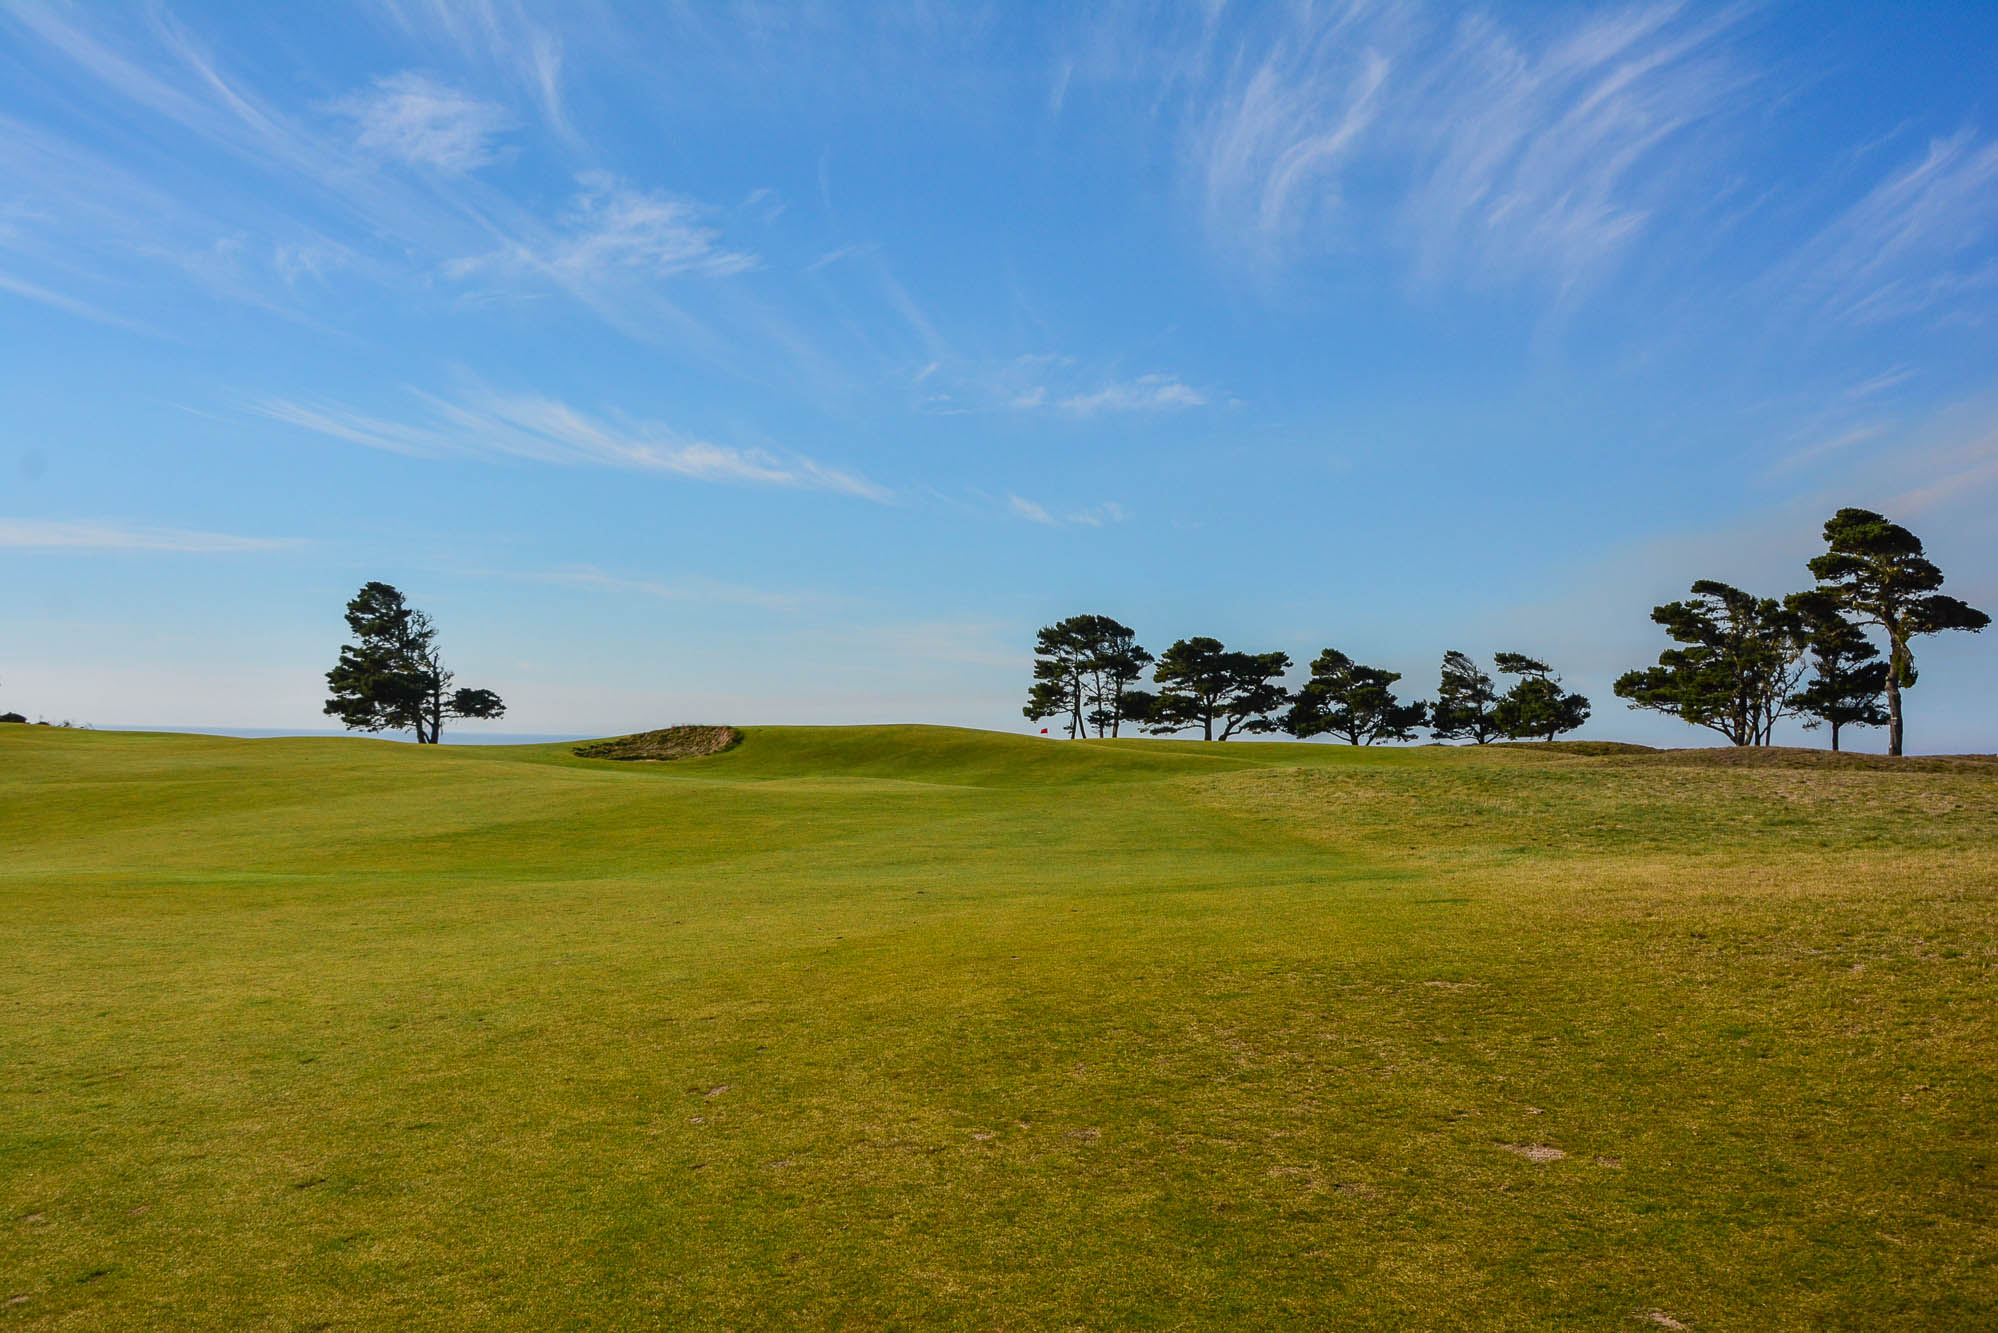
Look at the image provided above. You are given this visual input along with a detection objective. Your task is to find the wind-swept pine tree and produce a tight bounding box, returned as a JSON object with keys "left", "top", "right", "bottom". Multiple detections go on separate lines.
{"left": 1807, "top": 508, "right": 1988, "bottom": 756}
{"left": 1614, "top": 581, "right": 1803, "bottom": 746}
{"left": 1490, "top": 653, "right": 1591, "bottom": 742}
{"left": 1429, "top": 651, "right": 1500, "bottom": 744}
{"left": 1146, "top": 637, "right": 1290, "bottom": 740}
{"left": 324, "top": 582, "right": 505, "bottom": 744}
{"left": 1784, "top": 590, "right": 1888, "bottom": 752}
{"left": 1286, "top": 649, "right": 1426, "bottom": 746}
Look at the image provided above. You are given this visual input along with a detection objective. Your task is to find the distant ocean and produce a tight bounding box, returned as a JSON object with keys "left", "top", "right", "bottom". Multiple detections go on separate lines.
{"left": 99, "top": 726, "right": 593, "bottom": 746}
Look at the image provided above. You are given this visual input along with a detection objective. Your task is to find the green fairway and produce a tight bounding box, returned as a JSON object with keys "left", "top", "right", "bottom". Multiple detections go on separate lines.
{"left": 3, "top": 724, "right": 1994, "bottom": 1329}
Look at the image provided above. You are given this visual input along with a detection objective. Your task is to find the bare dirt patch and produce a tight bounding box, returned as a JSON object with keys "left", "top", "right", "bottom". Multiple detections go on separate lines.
{"left": 574, "top": 726, "right": 740, "bottom": 762}
{"left": 1500, "top": 1143, "right": 1566, "bottom": 1162}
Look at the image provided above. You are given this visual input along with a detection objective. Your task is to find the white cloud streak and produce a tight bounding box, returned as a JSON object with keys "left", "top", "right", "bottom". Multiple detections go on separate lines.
{"left": 525, "top": 565, "right": 802, "bottom": 612}
{"left": 926, "top": 358, "right": 1212, "bottom": 417}
{"left": 254, "top": 385, "right": 890, "bottom": 501}
{"left": 0, "top": 519, "right": 301, "bottom": 553}
{"left": 1007, "top": 496, "right": 1130, "bottom": 527}
{"left": 1008, "top": 495, "right": 1055, "bottom": 524}
{"left": 0, "top": 268, "right": 160, "bottom": 336}
{"left": 1057, "top": 374, "right": 1207, "bottom": 415}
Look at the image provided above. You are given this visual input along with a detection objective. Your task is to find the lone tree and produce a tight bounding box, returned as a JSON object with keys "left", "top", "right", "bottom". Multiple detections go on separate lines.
{"left": 1024, "top": 614, "right": 1152, "bottom": 739}
{"left": 1613, "top": 580, "right": 1803, "bottom": 746}
{"left": 1784, "top": 589, "right": 1888, "bottom": 752}
{"left": 1429, "top": 650, "right": 1501, "bottom": 744}
{"left": 1286, "top": 649, "right": 1427, "bottom": 745}
{"left": 1147, "top": 637, "right": 1291, "bottom": 740}
{"left": 1807, "top": 508, "right": 1988, "bottom": 756}
{"left": 1491, "top": 653, "right": 1591, "bottom": 742}
{"left": 324, "top": 581, "right": 505, "bottom": 744}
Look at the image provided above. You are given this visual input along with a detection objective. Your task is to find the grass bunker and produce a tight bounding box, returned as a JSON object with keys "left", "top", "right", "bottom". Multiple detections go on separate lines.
{"left": 572, "top": 724, "right": 741, "bottom": 761}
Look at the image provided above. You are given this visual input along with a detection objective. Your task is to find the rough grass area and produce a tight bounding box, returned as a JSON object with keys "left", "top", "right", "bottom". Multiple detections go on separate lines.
{"left": 572, "top": 724, "right": 741, "bottom": 761}
{"left": 1, "top": 724, "right": 1993, "bottom": 1329}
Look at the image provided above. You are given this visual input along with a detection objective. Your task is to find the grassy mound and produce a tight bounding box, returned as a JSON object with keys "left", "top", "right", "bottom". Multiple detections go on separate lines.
{"left": 2, "top": 723, "right": 1992, "bottom": 1328}
{"left": 573, "top": 724, "right": 741, "bottom": 761}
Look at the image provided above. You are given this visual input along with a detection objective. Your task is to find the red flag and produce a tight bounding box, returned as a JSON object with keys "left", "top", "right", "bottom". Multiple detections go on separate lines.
{"left": 1040, "top": 728, "right": 1048, "bottom": 734}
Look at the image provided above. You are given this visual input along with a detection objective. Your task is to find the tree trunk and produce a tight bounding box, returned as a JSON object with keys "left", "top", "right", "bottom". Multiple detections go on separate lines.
{"left": 1886, "top": 672, "right": 1902, "bottom": 757}
{"left": 1830, "top": 720, "right": 1841, "bottom": 752}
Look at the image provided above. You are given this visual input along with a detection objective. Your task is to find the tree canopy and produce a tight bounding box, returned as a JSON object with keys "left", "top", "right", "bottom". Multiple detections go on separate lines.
{"left": 324, "top": 582, "right": 505, "bottom": 744}
{"left": 1287, "top": 649, "right": 1427, "bottom": 746}
{"left": 1429, "top": 651, "right": 1501, "bottom": 744}
{"left": 1613, "top": 580, "right": 1802, "bottom": 746}
{"left": 1806, "top": 508, "right": 1988, "bottom": 756}
{"left": 1023, "top": 614, "right": 1153, "bottom": 739}
{"left": 1784, "top": 589, "right": 1888, "bottom": 752}
{"left": 1147, "top": 637, "right": 1290, "bottom": 741}
{"left": 1490, "top": 653, "right": 1591, "bottom": 742}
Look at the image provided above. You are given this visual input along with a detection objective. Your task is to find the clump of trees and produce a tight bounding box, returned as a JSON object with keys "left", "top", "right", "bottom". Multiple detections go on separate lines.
{"left": 1614, "top": 581, "right": 1806, "bottom": 747}
{"left": 1024, "top": 632, "right": 1587, "bottom": 746}
{"left": 324, "top": 581, "right": 505, "bottom": 743}
{"left": 1022, "top": 509, "right": 1984, "bottom": 755}
{"left": 1616, "top": 509, "right": 1986, "bottom": 755}
{"left": 1022, "top": 615, "right": 1152, "bottom": 739}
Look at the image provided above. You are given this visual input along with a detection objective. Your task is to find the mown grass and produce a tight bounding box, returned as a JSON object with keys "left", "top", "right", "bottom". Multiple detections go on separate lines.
{"left": 1, "top": 724, "right": 1993, "bottom": 1329}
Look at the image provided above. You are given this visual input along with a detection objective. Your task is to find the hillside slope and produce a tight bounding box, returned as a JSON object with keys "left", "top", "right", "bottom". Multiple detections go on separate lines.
{"left": 2, "top": 725, "right": 1993, "bottom": 1329}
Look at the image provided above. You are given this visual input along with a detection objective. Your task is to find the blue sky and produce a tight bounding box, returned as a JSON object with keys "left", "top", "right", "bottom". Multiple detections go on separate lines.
{"left": 3, "top": 1, "right": 1994, "bottom": 751}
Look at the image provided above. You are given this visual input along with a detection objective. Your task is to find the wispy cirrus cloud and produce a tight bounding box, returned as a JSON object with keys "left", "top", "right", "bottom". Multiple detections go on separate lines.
{"left": 525, "top": 565, "right": 802, "bottom": 612}
{"left": 922, "top": 356, "right": 1213, "bottom": 418}
{"left": 1189, "top": 4, "right": 1390, "bottom": 268}
{"left": 0, "top": 269, "right": 160, "bottom": 336}
{"left": 1056, "top": 374, "right": 1206, "bottom": 415}
{"left": 1008, "top": 494, "right": 1055, "bottom": 524}
{"left": 0, "top": 519, "right": 301, "bottom": 552}
{"left": 448, "top": 172, "right": 757, "bottom": 282}
{"left": 1180, "top": 3, "right": 1748, "bottom": 292}
{"left": 253, "top": 383, "right": 889, "bottom": 501}
{"left": 365, "top": 0, "right": 572, "bottom": 141}
{"left": 1777, "top": 131, "right": 1998, "bottom": 325}
{"left": 1397, "top": 7, "right": 1746, "bottom": 292}
{"left": 335, "top": 71, "right": 514, "bottom": 171}
{"left": 2, "top": 8, "right": 748, "bottom": 352}
{"left": 1008, "top": 495, "right": 1130, "bottom": 527}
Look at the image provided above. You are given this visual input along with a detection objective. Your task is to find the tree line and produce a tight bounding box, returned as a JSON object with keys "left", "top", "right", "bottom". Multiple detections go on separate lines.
{"left": 1025, "top": 621, "right": 1591, "bottom": 746}
{"left": 1028, "top": 509, "right": 1986, "bottom": 756}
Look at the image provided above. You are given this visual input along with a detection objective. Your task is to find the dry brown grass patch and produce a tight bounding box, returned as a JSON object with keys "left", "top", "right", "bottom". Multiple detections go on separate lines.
{"left": 573, "top": 725, "right": 741, "bottom": 762}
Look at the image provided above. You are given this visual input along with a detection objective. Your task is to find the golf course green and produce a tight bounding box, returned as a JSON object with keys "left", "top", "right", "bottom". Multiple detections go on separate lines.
{"left": 3, "top": 723, "right": 1993, "bottom": 1328}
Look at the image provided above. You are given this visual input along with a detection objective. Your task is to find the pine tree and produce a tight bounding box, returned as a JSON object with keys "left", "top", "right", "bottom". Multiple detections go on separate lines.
{"left": 1807, "top": 509, "right": 1988, "bottom": 756}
